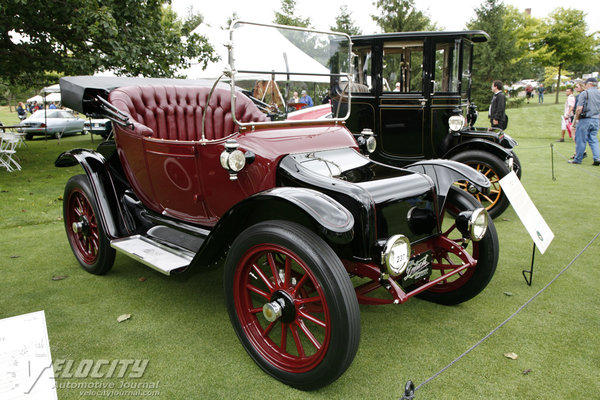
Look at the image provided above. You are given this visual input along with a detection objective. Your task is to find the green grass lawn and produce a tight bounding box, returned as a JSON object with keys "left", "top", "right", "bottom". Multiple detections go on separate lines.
{"left": 1, "top": 98, "right": 599, "bottom": 399}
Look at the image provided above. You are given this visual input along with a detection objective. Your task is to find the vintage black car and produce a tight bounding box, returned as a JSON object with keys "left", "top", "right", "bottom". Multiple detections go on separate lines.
{"left": 344, "top": 30, "right": 520, "bottom": 218}
{"left": 56, "top": 22, "right": 499, "bottom": 390}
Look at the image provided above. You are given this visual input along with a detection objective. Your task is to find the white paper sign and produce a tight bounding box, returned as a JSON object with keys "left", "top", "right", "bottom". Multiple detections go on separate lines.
{"left": 499, "top": 171, "right": 554, "bottom": 254}
{"left": 0, "top": 311, "right": 57, "bottom": 400}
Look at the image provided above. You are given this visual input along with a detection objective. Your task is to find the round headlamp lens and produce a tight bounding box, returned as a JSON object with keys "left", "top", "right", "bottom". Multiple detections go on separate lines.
{"left": 469, "top": 208, "right": 488, "bottom": 241}
{"left": 448, "top": 115, "right": 465, "bottom": 132}
{"left": 228, "top": 150, "right": 246, "bottom": 172}
{"left": 382, "top": 234, "right": 411, "bottom": 276}
{"left": 366, "top": 136, "right": 376, "bottom": 153}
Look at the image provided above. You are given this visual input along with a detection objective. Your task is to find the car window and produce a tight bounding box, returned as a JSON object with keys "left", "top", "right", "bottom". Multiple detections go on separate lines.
{"left": 31, "top": 110, "right": 46, "bottom": 119}
{"left": 461, "top": 41, "right": 472, "bottom": 95}
{"left": 433, "top": 41, "right": 460, "bottom": 93}
{"left": 351, "top": 47, "right": 372, "bottom": 93}
{"left": 59, "top": 111, "right": 73, "bottom": 119}
{"left": 46, "top": 111, "right": 59, "bottom": 118}
{"left": 382, "top": 41, "right": 423, "bottom": 93}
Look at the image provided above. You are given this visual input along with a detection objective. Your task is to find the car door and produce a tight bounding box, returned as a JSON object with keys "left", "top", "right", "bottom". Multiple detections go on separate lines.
{"left": 428, "top": 39, "right": 463, "bottom": 155}
{"left": 377, "top": 38, "right": 428, "bottom": 161}
{"left": 58, "top": 111, "right": 75, "bottom": 133}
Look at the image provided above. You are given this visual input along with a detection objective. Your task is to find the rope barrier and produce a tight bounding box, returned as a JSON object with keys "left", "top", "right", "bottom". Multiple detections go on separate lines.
{"left": 551, "top": 145, "right": 600, "bottom": 180}
{"left": 402, "top": 231, "right": 600, "bottom": 398}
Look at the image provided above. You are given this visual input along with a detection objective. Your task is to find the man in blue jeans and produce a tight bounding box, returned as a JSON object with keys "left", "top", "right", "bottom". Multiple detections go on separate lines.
{"left": 569, "top": 77, "right": 600, "bottom": 165}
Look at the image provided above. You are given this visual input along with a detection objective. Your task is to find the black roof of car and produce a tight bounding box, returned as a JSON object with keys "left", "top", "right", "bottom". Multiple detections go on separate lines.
{"left": 352, "top": 30, "right": 489, "bottom": 43}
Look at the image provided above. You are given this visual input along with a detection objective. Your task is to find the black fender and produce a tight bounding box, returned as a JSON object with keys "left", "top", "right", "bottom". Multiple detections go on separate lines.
{"left": 443, "top": 138, "right": 514, "bottom": 165}
{"left": 405, "top": 159, "right": 490, "bottom": 211}
{"left": 191, "top": 187, "right": 355, "bottom": 265}
{"left": 55, "top": 149, "right": 129, "bottom": 239}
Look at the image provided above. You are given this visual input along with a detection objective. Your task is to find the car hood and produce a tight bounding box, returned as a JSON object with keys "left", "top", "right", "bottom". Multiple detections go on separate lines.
{"left": 278, "top": 148, "right": 438, "bottom": 257}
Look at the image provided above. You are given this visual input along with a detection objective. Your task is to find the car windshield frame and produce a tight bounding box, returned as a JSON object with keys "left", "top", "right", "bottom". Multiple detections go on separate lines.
{"left": 227, "top": 21, "right": 353, "bottom": 129}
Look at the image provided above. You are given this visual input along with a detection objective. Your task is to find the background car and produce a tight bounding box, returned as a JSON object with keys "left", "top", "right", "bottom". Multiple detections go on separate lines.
{"left": 20, "top": 109, "right": 86, "bottom": 139}
{"left": 83, "top": 118, "right": 112, "bottom": 138}
{"left": 342, "top": 30, "right": 521, "bottom": 218}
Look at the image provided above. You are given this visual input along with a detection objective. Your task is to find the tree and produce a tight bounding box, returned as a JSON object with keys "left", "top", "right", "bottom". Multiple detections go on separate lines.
{"left": 538, "top": 8, "right": 597, "bottom": 103}
{"left": 0, "top": 0, "right": 218, "bottom": 86}
{"left": 223, "top": 12, "right": 240, "bottom": 30}
{"left": 371, "top": 0, "right": 437, "bottom": 33}
{"left": 467, "top": 0, "right": 523, "bottom": 108}
{"left": 273, "top": 0, "right": 312, "bottom": 28}
{"left": 331, "top": 5, "right": 362, "bottom": 35}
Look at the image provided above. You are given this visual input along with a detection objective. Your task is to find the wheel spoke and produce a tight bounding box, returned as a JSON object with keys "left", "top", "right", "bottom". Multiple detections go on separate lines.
{"left": 296, "top": 319, "right": 321, "bottom": 350}
{"left": 251, "top": 263, "right": 274, "bottom": 291}
{"left": 284, "top": 257, "right": 291, "bottom": 288}
{"left": 246, "top": 283, "right": 271, "bottom": 300}
{"left": 291, "top": 273, "right": 309, "bottom": 296}
{"left": 296, "top": 295, "right": 321, "bottom": 305}
{"left": 266, "top": 253, "right": 281, "bottom": 288}
{"left": 262, "top": 321, "right": 276, "bottom": 338}
{"left": 298, "top": 310, "right": 326, "bottom": 328}
{"left": 290, "top": 324, "right": 305, "bottom": 358}
{"left": 280, "top": 322, "right": 288, "bottom": 352}
{"left": 479, "top": 193, "right": 495, "bottom": 204}
{"left": 442, "top": 223, "right": 457, "bottom": 237}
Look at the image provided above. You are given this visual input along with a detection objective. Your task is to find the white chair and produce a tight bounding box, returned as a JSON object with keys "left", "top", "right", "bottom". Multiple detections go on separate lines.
{"left": 0, "top": 133, "right": 22, "bottom": 172}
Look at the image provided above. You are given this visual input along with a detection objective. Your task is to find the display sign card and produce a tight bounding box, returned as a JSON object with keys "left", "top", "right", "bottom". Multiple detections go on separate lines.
{"left": 0, "top": 311, "right": 57, "bottom": 400}
{"left": 499, "top": 171, "right": 554, "bottom": 254}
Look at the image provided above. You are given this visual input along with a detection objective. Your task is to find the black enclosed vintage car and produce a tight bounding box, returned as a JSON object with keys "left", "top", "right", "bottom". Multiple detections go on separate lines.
{"left": 345, "top": 30, "right": 520, "bottom": 218}
{"left": 56, "top": 22, "right": 499, "bottom": 390}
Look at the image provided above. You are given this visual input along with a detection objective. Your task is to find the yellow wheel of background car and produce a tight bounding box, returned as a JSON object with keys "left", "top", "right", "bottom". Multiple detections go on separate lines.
{"left": 451, "top": 150, "right": 510, "bottom": 219}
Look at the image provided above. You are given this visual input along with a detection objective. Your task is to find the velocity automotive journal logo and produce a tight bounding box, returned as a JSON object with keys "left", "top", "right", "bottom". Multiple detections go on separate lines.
{"left": 26, "top": 359, "right": 160, "bottom": 396}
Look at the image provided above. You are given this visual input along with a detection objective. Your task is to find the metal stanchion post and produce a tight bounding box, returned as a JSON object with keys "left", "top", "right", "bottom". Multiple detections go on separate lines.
{"left": 551, "top": 143, "right": 556, "bottom": 181}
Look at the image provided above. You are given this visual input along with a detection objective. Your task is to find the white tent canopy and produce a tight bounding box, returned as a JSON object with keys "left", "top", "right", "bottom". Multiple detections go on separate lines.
{"left": 181, "top": 24, "right": 331, "bottom": 83}
{"left": 27, "top": 95, "right": 44, "bottom": 103}
{"left": 40, "top": 84, "right": 60, "bottom": 95}
{"left": 45, "top": 92, "right": 61, "bottom": 103}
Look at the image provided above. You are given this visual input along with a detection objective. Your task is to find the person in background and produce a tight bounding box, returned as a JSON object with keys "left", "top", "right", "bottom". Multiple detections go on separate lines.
{"left": 489, "top": 80, "right": 507, "bottom": 130}
{"left": 299, "top": 90, "right": 313, "bottom": 108}
{"left": 537, "top": 83, "right": 545, "bottom": 103}
{"left": 557, "top": 88, "right": 575, "bottom": 142}
{"left": 16, "top": 102, "right": 27, "bottom": 121}
{"left": 570, "top": 80, "right": 587, "bottom": 159}
{"left": 569, "top": 78, "right": 600, "bottom": 165}
{"left": 525, "top": 85, "right": 533, "bottom": 104}
{"left": 49, "top": 102, "right": 57, "bottom": 109}
{"left": 394, "top": 82, "right": 401, "bottom": 92}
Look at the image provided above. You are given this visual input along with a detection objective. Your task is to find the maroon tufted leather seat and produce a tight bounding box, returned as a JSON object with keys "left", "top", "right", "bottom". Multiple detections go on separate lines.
{"left": 108, "top": 85, "right": 267, "bottom": 141}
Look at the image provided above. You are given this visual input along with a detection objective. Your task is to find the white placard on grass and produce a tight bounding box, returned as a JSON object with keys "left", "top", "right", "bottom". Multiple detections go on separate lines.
{"left": 0, "top": 311, "right": 57, "bottom": 400}
{"left": 499, "top": 171, "right": 554, "bottom": 254}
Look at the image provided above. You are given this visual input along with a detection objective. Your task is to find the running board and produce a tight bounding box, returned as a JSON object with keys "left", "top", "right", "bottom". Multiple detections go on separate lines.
{"left": 111, "top": 235, "right": 194, "bottom": 275}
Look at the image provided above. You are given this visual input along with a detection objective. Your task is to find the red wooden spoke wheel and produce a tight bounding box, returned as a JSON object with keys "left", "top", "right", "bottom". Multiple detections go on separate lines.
{"left": 233, "top": 244, "right": 331, "bottom": 372}
{"left": 63, "top": 175, "right": 115, "bottom": 274}
{"left": 224, "top": 221, "right": 360, "bottom": 390}
{"left": 417, "top": 187, "right": 499, "bottom": 305}
{"left": 66, "top": 188, "right": 100, "bottom": 265}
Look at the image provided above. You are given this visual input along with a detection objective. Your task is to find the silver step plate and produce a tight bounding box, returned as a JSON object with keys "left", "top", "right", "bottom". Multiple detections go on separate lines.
{"left": 111, "top": 235, "right": 194, "bottom": 275}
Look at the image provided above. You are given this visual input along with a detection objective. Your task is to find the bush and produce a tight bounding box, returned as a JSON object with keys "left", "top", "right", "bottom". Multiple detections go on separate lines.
{"left": 507, "top": 97, "right": 525, "bottom": 109}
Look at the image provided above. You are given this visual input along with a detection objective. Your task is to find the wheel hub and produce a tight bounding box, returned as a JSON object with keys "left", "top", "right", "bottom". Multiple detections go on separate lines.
{"left": 72, "top": 216, "right": 90, "bottom": 236}
{"left": 262, "top": 291, "right": 296, "bottom": 323}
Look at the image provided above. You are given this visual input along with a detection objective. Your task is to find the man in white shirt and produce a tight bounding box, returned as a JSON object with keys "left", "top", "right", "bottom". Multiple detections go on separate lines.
{"left": 557, "top": 88, "right": 575, "bottom": 142}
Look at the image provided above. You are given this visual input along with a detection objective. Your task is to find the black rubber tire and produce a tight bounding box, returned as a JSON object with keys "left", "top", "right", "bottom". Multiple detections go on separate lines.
{"left": 25, "top": 133, "right": 33, "bottom": 140}
{"left": 63, "top": 174, "right": 115, "bottom": 275}
{"left": 451, "top": 149, "right": 510, "bottom": 219}
{"left": 417, "top": 187, "right": 499, "bottom": 305}
{"left": 224, "top": 221, "right": 360, "bottom": 390}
